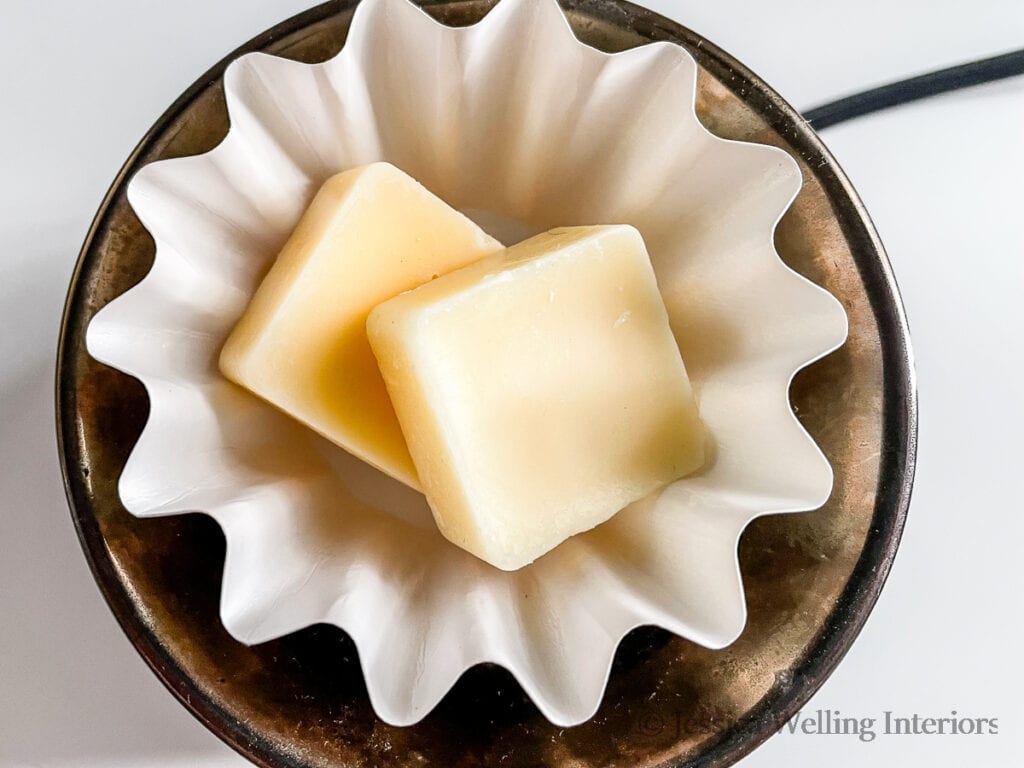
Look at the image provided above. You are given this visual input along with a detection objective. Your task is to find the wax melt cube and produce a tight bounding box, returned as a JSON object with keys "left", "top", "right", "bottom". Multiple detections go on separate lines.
{"left": 368, "top": 225, "right": 704, "bottom": 569}
{"left": 220, "top": 162, "right": 502, "bottom": 488}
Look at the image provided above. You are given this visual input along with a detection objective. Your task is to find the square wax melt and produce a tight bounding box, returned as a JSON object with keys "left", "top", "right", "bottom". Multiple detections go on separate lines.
{"left": 367, "top": 225, "right": 704, "bottom": 569}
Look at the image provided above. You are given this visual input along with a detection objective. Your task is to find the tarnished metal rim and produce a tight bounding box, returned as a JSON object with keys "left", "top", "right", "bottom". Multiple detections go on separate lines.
{"left": 56, "top": 1, "right": 916, "bottom": 766}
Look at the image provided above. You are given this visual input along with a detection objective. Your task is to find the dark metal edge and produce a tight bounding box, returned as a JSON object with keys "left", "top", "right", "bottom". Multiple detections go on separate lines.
{"left": 54, "top": 1, "right": 917, "bottom": 767}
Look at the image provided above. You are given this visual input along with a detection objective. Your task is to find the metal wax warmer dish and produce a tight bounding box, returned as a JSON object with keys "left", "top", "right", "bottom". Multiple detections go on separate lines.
{"left": 56, "top": 1, "right": 915, "bottom": 767}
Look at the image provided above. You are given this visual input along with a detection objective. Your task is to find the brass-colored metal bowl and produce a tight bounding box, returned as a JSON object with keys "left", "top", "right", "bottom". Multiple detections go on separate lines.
{"left": 56, "top": 1, "right": 916, "bottom": 766}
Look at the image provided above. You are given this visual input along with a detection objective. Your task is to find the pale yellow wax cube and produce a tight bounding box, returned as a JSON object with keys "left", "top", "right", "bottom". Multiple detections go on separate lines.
{"left": 220, "top": 163, "right": 503, "bottom": 488}
{"left": 367, "top": 225, "right": 704, "bottom": 570}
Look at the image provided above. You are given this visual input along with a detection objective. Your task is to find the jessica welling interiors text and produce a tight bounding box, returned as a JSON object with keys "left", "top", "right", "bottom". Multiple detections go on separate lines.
{"left": 784, "top": 709, "right": 1000, "bottom": 743}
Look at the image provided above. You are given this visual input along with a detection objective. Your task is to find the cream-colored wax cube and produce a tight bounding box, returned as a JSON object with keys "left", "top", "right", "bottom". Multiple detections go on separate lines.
{"left": 219, "top": 163, "right": 502, "bottom": 488}
{"left": 367, "top": 225, "right": 704, "bottom": 570}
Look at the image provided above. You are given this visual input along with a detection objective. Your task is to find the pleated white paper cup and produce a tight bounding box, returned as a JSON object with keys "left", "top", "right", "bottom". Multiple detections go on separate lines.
{"left": 85, "top": 0, "right": 848, "bottom": 726}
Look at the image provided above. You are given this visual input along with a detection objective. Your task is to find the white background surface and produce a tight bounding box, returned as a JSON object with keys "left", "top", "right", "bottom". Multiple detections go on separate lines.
{"left": 1, "top": 1, "right": 1022, "bottom": 766}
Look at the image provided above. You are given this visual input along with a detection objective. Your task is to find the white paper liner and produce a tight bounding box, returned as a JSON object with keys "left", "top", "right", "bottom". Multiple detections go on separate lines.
{"left": 86, "top": 0, "right": 848, "bottom": 726}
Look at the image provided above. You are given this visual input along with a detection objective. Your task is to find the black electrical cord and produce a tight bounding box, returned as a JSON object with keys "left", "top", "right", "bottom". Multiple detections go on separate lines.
{"left": 804, "top": 47, "right": 1024, "bottom": 129}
